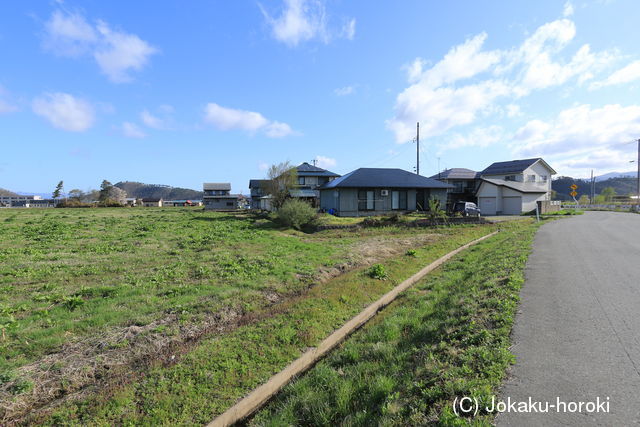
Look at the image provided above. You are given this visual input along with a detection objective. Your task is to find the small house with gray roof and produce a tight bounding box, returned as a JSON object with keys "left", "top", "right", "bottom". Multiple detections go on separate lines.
{"left": 319, "top": 167, "right": 452, "bottom": 217}
{"left": 430, "top": 168, "right": 480, "bottom": 210}
{"left": 476, "top": 158, "right": 556, "bottom": 215}
{"left": 203, "top": 182, "right": 240, "bottom": 210}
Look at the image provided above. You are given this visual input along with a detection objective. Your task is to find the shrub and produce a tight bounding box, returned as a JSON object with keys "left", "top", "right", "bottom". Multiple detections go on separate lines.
{"left": 276, "top": 199, "right": 318, "bottom": 230}
{"left": 406, "top": 249, "right": 417, "bottom": 257}
{"left": 367, "top": 264, "right": 388, "bottom": 280}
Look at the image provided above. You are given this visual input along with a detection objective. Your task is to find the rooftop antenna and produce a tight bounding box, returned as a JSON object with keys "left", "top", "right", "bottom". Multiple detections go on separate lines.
{"left": 414, "top": 122, "right": 420, "bottom": 175}
{"left": 311, "top": 159, "right": 318, "bottom": 167}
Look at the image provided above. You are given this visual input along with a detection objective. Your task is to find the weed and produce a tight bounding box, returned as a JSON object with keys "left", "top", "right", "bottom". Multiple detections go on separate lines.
{"left": 368, "top": 264, "right": 388, "bottom": 280}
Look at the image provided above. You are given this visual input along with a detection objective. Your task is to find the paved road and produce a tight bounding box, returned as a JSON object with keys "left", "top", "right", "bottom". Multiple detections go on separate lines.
{"left": 498, "top": 211, "right": 640, "bottom": 426}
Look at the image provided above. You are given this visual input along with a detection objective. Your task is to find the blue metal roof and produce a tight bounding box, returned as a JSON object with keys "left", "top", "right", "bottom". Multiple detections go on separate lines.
{"left": 296, "top": 162, "right": 340, "bottom": 177}
{"left": 481, "top": 158, "right": 541, "bottom": 175}
{"left": 429, "top": 168, "right": 479, "bottom": 180}
{"left": 319, "top": 168, "right": 453, "bottom": 189}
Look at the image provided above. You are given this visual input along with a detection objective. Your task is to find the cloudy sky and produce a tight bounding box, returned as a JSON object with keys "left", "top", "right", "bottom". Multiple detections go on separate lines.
{"left": 2, "top": 0, "right": 640, "bottom": 194}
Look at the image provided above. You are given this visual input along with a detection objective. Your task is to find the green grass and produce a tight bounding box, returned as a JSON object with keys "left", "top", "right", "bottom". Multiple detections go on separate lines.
{"left": 543, "top": 209, "right": 584, "bottom": 216}
{"left": 29, "top": 218, "right": 498, "bottom": 425}
{"left": 0, "top": 207, "right": 499, "bottom": 423}
{"left": 250, "top": 220, "right": 539, "bottom": 426}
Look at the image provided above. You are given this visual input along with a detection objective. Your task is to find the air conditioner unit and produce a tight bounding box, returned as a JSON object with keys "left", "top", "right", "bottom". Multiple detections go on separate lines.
{"left": 381, "top": 190, "right": 389, "bottom": 196}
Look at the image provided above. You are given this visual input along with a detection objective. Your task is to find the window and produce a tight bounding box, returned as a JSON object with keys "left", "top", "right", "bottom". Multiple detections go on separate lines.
{"left": 358, "top": 190, "right": 374, "bottom": 210}
{"left": 298, "top": 177, "right": 305, "bottom": 185}
{"left": 505, "top": 175, "right": 516, "bottom": 181}
{"left": 527, "top": 174, "right": 536, "bottom": 182}
{"left": 453, "top": 181, "right": 464, "bottom": 193}
{"left": 391, "top": 190, "right": 407, "bottom": 210}
{"left": 541, "top": 175, "right": 548, "bottom": 182}
{"left": 226, "top": 202, "right": 234, "bottom": 206}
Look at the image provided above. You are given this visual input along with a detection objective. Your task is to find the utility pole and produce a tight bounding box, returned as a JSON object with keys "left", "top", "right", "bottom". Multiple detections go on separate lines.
{"left": 589, "top": 169, "right": 593, "bottom": 204}
{"left": 416, "top": 122, "right": 420, "bottom": 175}
{"left": 637, "top": 138, "right": 640, "bottom": 207}
{"left": 438, "top": 157, "right": 441, "bottom": 179}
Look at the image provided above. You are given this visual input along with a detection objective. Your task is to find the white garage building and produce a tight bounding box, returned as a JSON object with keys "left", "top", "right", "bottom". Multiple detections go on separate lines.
{"left": 476, "top": 158, "right": 556, "bottom": 216}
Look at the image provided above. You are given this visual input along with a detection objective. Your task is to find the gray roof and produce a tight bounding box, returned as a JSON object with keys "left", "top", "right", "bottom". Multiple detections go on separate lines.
{"left": 429, "top": 168, "right": 479, "bottom": 180}
{"left": 320, "top": 168, "right": 453, "bottom": 189}
{"left": 481, "top": 158, "right": 550, "bottom": 175}
{"left": 479, "top": 178, "right": 548, "bottom": 194}
{"left": 296, "top": 162, "right": 340, "bottom": 177}
{"left": 203, "top": 182, "right": 231, "bottom": 191}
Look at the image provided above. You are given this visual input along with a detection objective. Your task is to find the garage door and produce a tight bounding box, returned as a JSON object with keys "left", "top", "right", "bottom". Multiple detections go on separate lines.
{"left": 503, "top": 196, "right": 522, "bottom": 215}
{"left": 479, "top": 197, "right": 496, "bottom": 216}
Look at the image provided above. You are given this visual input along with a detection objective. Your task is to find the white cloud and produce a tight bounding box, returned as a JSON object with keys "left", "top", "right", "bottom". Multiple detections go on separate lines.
{"left": 444, "top": 125, "right": 504, "bottom": 151}
{"left": 43, "top": 10, "right": 97, "bottom": 56}
{"left": 506, "top": 104, "right": 522, "bottom": 118}
{"left": 0, "top": 100, "right": 17, "bottom": 114}
{"left": 121, "top": 121, "right": 146, "bottom": 138}
{"left": 334, "top": 85, "right": 354, "bottom": 96}
{"left": 42, "top": 9, "right": 157, "bottom": 83}
{"left": 265, "top": 121, "right": 295, "bottom": 138}
{"left": 260, "top": 0, "right": 355, "bottom": 46}
{"left": 204, "top": 103, "right": 296, "bottom": 138}
{"left": 140, "top": 109, "right": 164, "bottom": 129}
{"left": 512, "top": 104, "right": 640, "bottom": 175}
{"left": 590, "top": 60, "right": 640, "bottom": 89}
{"left": 32, "top": 92, "right": 95, "bottom": 132}
{"left": 342, "top": 18, "right": 356, "bottom": 40}
{"left": 0, "top": 86, "right": 18, "bottom": 114}
{"left": 563, "top": 1, "right": 574, "bottom": 17}
{"left": 258, "top": 161, "right": 269, "bottom": 171}
{"left": 314, "top": 155, "right": 336, "bottom": 169}
{"left": 387, "top": 79, "right": 511, "bottom": 142}
{"left": 409, "top": 33, "right": 501, "bottom": 88}
{"left": 388, "top": 17, "right": 618, "bottom": 142}
{"left": 93, "top": 21, "right": 158, "bottom": 83}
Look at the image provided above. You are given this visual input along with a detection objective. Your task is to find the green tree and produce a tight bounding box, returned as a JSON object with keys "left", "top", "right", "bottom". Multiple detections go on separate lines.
{"left": 99, "top": 180, "right": 113, "bottom": 202}
{"left": 578, "top": 195, "right": 589, "bottom": 205}
{"left": 266, "top": 162, "right": 297, "bottom": 210}
{"left": 68, "top": 189, "right": 85, "bottom": 201}
{"left": 601, "top": 186, "right": 616, "bottom": 202}
{"left": 52, "top": 180, "right": 64, "bottom": 199}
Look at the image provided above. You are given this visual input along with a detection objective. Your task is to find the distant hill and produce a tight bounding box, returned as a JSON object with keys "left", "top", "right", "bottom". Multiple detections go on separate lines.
{"left": 114, "top": 181, "right": 203, "bottom": 200}
{"left": 0, "top": 188, "right": 19, "bottom": 196}
{"left": 553, "top": 176, "right": 638, "bottom": 200}
{"left": 595, "top": 171, "right": 636, "bottom": 182}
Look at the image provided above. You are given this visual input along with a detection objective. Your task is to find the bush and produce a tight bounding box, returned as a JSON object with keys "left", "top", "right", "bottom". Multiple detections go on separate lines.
{"left": 367, "top": 264, "right": 388, "bottom": 280}
{"left": 405, "top": 249, "right": 417, "bottom": 257}
{"left": 276, "top": 199, "right": 318, "bottom": 230}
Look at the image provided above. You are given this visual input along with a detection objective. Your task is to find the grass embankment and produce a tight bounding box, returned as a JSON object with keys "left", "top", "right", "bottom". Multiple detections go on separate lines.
{"left": 251, "top": 220, "right": 539, "bottom": 426}
{"left": 35, "top": 222, "right": 497, "bottom": 425}
{"left": 1, "top": 208, "right": 473, "bottom": 421}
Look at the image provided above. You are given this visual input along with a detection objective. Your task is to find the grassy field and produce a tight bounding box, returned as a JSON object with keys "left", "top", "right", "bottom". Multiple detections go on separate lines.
{"left": 0, "top": 207, "right": 498, "bottom": 423}
{"left": 250, "top": 220, "right": 538, "bottom": 426}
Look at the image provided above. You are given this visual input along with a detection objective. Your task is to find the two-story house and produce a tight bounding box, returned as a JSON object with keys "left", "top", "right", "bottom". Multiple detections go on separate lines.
{"left": 476, "top": 158, "right": 556, "bottom": 215}
{"left": 248, "top": 179, "right": 269, "bottom": 209}
{"left": 248, "top": 162, "right": 341, "bottom": 209}
{"left": 292, "top": 162, "right": 341, "bottom": 207}
{"left": 203, "top": 183, "right": 240, "bottom": 210}
{"left": 429, "top": 168, "right": 480, "bottom": 211}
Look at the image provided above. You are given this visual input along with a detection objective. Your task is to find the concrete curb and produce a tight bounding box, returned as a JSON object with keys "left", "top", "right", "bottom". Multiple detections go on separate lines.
{"left": 208, "top": 230, "right": 499, "bottom": 427}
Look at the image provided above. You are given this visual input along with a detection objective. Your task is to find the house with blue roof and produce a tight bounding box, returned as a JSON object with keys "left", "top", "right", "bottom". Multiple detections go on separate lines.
{"left": 249, "top": 162, "right": 340, "bottom": 209}
{"left": 476, "top": 158, "right": 556, "bottom": 215}
{"left": 319, "top": 168, "right": 452, "bottom": 217}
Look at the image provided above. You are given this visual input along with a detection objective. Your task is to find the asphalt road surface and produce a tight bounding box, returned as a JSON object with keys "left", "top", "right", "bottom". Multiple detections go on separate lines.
{"left": 497, "top": 211, "right": 640, "bottom": 426}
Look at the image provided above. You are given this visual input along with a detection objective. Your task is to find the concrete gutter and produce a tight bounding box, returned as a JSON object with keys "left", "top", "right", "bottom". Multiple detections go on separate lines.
{"left": 208, "top": 230, "right": 499, "bottom": 427}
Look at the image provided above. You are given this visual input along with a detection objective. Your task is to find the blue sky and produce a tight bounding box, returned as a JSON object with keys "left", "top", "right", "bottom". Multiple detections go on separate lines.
{"left": 2, "top": 0, "right": 640, "bottom": 195}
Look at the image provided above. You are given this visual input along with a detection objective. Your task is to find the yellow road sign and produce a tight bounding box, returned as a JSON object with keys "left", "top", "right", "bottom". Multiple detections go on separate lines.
{"left": 570, "top": 184, "right": 578, "bottom": 190}
{"left": 570, "top": 191, "right": 578, "bottom": 197}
